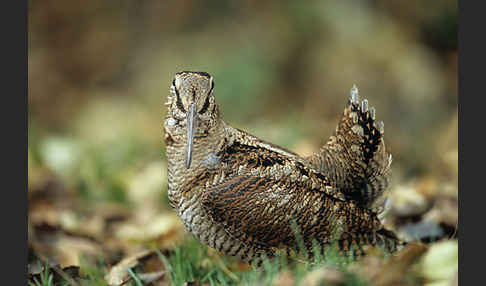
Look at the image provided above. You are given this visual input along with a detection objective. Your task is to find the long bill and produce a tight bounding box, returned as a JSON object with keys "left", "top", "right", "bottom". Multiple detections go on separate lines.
{"left": 186, "top": 103, "right": 198, "bottom": 169}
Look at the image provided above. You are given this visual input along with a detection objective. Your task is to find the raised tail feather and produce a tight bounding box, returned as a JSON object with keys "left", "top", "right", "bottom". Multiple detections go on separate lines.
{"left": 307, "top": 85, "right": 392, "bottom": 213}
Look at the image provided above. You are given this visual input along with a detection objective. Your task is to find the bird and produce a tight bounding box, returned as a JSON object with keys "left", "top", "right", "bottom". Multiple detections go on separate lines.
{"left": 163, "top": 71, "right": 401, "bottom": 266}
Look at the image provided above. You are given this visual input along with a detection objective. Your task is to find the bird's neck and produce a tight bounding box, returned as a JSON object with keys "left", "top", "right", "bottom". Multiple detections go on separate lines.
{"left": 165, "top": 115, "right": 227, "bottom": 184}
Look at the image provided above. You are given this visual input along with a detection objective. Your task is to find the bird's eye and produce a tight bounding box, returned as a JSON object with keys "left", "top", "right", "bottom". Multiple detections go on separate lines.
{"left": 173, "top": 79, "right": 186, "bottom": 113}
{"left": 199, "top": 80, "right": 214, "bottom": 114}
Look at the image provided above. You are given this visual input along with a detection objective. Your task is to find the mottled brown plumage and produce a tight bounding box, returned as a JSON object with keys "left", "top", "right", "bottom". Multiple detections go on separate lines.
{"left": 164, "top": 71, "right": 401, "bottom": 265}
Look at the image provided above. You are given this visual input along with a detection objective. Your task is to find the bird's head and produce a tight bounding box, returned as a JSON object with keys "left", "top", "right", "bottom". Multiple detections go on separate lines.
{"left": 167, "top": 71, "right": 218, "bottom": 169}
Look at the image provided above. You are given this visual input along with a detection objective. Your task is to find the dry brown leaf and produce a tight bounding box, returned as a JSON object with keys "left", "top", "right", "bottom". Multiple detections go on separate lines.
{"left": 105, "top": 249, "right": 164, "bottom": 286}
{"left": 29, "top": 223, "right": 105, "bottom": 268}
{"left": 114, "top": 212, "right": 184, "bottom": 247}
{"left": 55, "top": 235, "right": 104, "bottom": 267}
{"left": 369, "top": 243, "right": 428, "bottom": 286}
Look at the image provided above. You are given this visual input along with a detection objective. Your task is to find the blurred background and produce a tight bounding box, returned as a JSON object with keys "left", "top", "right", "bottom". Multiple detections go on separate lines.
{"left": 28, "top": 0, "right": 457, "bottom": 282}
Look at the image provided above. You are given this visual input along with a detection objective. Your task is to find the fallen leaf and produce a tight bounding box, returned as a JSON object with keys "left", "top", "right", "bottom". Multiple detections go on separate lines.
{"left": 105, "top": 249, "right": 164, "bottom": 286}
{"left": 363, "top": 243, "right": 428, "bottom": 286}
{"left": 421, "top": 240, "right": 458, "bottom": 286}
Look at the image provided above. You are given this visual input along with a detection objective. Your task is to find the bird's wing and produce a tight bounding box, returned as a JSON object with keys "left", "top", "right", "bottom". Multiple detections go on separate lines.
{"left": 198, "top": 171, "right": 398, "bottom": 256}
{"left": 196, "top": 144, "right": 385, "bottom": 251}
{"left": 200, "top": 171, "right": 341, "bottom": 250}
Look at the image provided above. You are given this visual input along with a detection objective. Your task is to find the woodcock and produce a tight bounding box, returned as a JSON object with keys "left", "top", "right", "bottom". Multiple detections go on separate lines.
{"left": 164, "top": 71, "right": 402, "bottom": 265}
